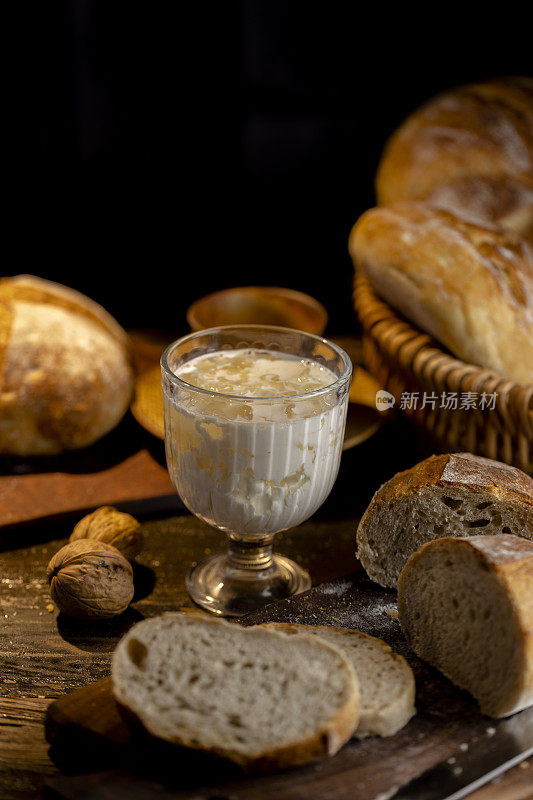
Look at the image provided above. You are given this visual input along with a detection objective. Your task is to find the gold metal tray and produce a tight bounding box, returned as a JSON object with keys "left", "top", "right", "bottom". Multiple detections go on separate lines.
{"left": 131, "top": 357, "right": 388, "bottom": 452}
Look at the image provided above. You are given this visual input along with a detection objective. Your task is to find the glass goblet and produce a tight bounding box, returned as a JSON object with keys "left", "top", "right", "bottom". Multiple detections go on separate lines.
{"left": 161, "top": 324, "right": 352, "bottom": 617}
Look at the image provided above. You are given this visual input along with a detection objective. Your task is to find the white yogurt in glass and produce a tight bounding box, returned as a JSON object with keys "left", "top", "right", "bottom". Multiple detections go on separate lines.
{"left": 163, "top": 348, "right": 349, "bottom": 536}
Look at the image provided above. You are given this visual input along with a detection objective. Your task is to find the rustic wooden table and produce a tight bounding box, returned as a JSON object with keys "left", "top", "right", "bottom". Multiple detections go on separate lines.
{"left": 0, "top": 334, "right": 531, "bottom": 799}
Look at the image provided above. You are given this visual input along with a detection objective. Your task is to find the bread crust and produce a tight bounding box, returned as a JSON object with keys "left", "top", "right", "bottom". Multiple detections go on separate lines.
{"left": 398, "top": 535, "right": 533, "bottom": 717}
{"left": 262, "top": 622, "right": 416, "bottom": 738}
{"left": 0, "top": 275, "right": 128, "bottom": 345}
{"left": 112, "top": 613, "right": 361, "bottom": 771}
{"left": 361, "top": 453, "right": 533, "bottom": 510}
{"left": 349, "top": 203, "right": 533, "bottom": 384}
{"left": 356, "top": 453, "right": 533, "bottom": 588}
{"left": 0, "top": 275, "right": 133, "bottom": 455}
{"left": 376, "top": 78, "right": 533, "bottom": 240}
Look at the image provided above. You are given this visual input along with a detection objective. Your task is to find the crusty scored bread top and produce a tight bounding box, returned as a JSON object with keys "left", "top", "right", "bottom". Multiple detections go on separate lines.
{"left": 112, "top": 613, "right": 361, "bottom": 770}
{"left": 0, "top": 275, "right": 129, "bottom": 346}
{"left": 263, "top": 623, "right": 416, "bottom": 738}
{"left": 357, "top": 453, "right": 533, "bottom": 588}
{"left": 376, "top": 78, "right": 533, "bottom": 239}
{"left": 370, "top": 452, "right": 533, "bottom": 505}
{"left": 398, "top": 534, "right": 533, "bottom": 717}
{"left": 349, "top": 203, "right": 533, "bottom": 384}
{"left": 0, "top": 275, "right": 133, "bottom": 455}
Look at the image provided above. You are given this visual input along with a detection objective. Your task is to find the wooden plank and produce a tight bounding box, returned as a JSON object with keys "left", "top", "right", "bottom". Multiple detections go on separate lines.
{"left": 0, "top": 697, "right": 52, "bottom": 772}
{"left": 0, "top": 449, "right": 177, "bottom": 532}
{"left": 42, "top": 573, "right": 532, "bottom": 800}
{"left": 42, "top": 762, "right": 533, "bottom": 800}
{"left": 44, "top": 677, "right": 129, "bottom": 748}
{"left": 0, "top": 697, "right": 56, "bottom": 800}
{"left": 2, "top": 509, "right": 529, "bottom": 799}
{"left": 0, "top": 514, "right": 357, "bottom": 799}
{"left": 0, "top": 516, "right": 357, "bottom": 698}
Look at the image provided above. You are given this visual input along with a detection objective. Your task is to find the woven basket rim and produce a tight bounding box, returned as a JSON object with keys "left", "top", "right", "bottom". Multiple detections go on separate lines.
{"left": 353, "top": 270, "right": 533, "bottom": 398}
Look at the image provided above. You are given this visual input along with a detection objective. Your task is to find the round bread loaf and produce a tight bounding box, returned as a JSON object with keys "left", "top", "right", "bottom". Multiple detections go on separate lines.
{"left": 376, "top": 77, "right": 533, "bottom": 241}
{"left": 0, "top": 275, "right": 133, "bottom": 455}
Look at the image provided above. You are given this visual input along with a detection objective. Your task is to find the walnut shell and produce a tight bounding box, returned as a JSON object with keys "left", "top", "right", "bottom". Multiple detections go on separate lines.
{"left": 70, "top": 506, "right": 142, "bottom": 560}
{"left": 47, "top": 540, "right": 134, "bottom": 620}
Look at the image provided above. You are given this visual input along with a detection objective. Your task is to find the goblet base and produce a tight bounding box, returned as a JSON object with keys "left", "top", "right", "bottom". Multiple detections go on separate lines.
{"left": 186, "top": 551, "right": 312, "bottom": 617}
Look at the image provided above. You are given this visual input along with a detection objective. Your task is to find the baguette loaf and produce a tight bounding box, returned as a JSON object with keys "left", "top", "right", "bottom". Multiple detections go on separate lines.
{"left": 112, "top": 613, "right": 361, "bottom": 770}
{"left": 376, "top": 78, "right": 533, "bottom": 241}
{"left": 348, "top": 202, "right": 533, "bottom": 384}
{"left": 398, "top": 534, "right": 533, "bottom": 717}
{"left": 263, "top": 623, "right": 416, "bottom": 738}
{"left": 0, "top": 275, "right": 133, "bottom": 455}
{"left": 357, "top": 453, "right": 533, "bottom": 588}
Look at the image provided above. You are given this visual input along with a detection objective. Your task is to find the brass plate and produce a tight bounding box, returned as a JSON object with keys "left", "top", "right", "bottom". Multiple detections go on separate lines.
{"left": 131, "top": 363, "right": 387, "bottom": 451}
{"left": 131, "top": 365, "right": 165, "bottom": 441}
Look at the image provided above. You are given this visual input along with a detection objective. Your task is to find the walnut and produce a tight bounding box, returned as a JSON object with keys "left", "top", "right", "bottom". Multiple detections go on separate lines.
{"left": 47, "top": 540, "right": 134, "bottom": 619}
{"left": 69, "top": 506, "right": 142, "bottom": 560}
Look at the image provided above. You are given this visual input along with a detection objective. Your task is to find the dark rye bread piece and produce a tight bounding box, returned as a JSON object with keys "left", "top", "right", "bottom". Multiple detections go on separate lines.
{"left": 398, "top": 534, "right": 533, "bottom": 717}
{"left": 356, "top": 453, "right": 533, "bottom": 588}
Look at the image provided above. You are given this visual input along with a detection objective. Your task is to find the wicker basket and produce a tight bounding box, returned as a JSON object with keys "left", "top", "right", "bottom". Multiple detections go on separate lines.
{"left": 353, "top": 271, "right": 533, "bottom": 475}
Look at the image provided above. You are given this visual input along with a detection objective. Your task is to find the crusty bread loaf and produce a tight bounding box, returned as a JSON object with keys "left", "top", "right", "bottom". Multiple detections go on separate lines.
{"left": 398, "top": 534, "right": 533, "bottom": 717}
{"left": 348, "top": 202, "right": 533, "bottom": 384}
{"left": 0, "top": 275, "right": 133, "bottom": 455}
{"left": 112, "top": 613, "right": 360, "bottom": 770}
{"left": 357, "top": 453, "right": 533, "bottom": 588}
{"left": 376, "top": 78, "right": 533, "bottom": 241}
{"left": 262, "top": 623, "right": 415, "bottom": 738}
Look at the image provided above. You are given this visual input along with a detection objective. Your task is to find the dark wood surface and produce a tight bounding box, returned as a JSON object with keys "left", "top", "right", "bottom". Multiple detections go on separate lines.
{"left": 1, "top": 512, "right": 532, "bottom": 799}
{"left": 42, "top": 573, "right": 533, "bottom": 800}
{"left": 0, "top": 512, "right": 355, "bottom": 799}
{"left": 1, "top": 333, "right": 531, "bottom": 799}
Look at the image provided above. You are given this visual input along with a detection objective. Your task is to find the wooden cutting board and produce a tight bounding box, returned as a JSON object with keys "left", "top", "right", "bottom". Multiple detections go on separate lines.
{"left": 0, "top": 448, "right": 179, "bottom": 533}
{"left": 43, "top": 573, "right": 507, "bottom": 800}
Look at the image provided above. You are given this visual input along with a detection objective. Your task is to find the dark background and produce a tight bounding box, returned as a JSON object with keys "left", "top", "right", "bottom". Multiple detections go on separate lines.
{"left": 15, "top": 1, "right": 533, "bottom": 336}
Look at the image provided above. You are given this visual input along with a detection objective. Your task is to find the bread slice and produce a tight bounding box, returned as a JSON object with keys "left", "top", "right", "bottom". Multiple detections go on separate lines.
{"left": 398, "top": 534, "right": 533, "bottom": 718}
{"left": 112, "top": 612, "right": 360, "bottom": 770}
{"left": 262, "top": 623, "right": 416, "bottom": 737}
{"left": 357, "top": 453, "right": 533, "bottom": 588}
